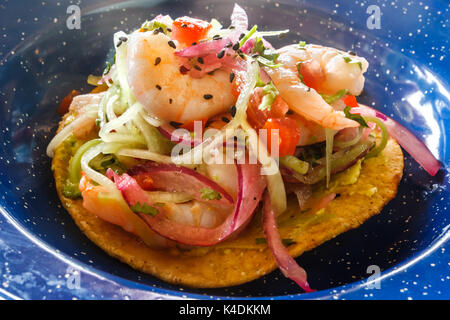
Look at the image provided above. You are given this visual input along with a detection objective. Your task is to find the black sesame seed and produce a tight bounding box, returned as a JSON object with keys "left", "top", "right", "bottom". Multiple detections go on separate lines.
{"left": 154, "top": 57, "right": 161, "bottom": 66}
{"left": 239, "top": 33, "right": 245, "bottom": 40}
{"left": 167, "top": 28, "right": 172, "bottom": 32}
{"left": 232, "top": 42, "right": 240, "bottom": 50}
{"left": 119, "top": 36, "right": 128, "bottom": 42}
{"left": 197, "top": 57, "right": 204, "bottom": 64}
{"left": 156, "top": 85, "right": 162, "bottom": 90}
{"left": 225, "top": 42, "right": 233, "bottom": 48}
{"left": 253, "top": 197, "right": 257, "bottom": 201}
{"left": 179, "top": 66, "right": 189, "bottom": 74}
{"left": 204, "top": 94, "right": 213, "bottom": 100}
{"left": 153, "top": 29, "right": 160, "bottom": 35}
{"left": 192, "top": 42, "right": 197, "bottom": 46}
{"left": 168, "top": 40, "right": 176, "bottom": 49}
{"left": 230, "top": 105, "right": 236, "bottom": 117}
{"left": 349, "top": 51, "right": 357, "bottom": 56}
{"left": 116, "top": 40, "right": 123, "bottom": 48}
{"left": 217, "top": 50, "right": 225, "bottom": 59}
{"left": 194, "top": 65, "right": 202, "bottom": 71}
{"left": 229, "top": 72, "right": 235, "bottom": 83}
{"left": 181, "top": 24, "right": 188, "bottom": 28}
{"left": 169, "top": 98, "right": 173, "bottom": 104}
{"left": 207, "top": 71, "right": 215, "bottom": 76}
{"left": 222, "top": 117, "right": 230, "bottom": 123}
{"left": 213, "top": 34, "right": 221, "bottom": 40}
{"left": 251, "top": 53, "right": 259, "bottom": 58}
{"left": 229, "top": 26, "right": 235, "bottom": 29}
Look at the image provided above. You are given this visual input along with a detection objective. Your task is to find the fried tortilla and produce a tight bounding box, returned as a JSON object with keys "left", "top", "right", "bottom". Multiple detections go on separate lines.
{"left": 52, "top": 107, "right": 404, "bottom": 288}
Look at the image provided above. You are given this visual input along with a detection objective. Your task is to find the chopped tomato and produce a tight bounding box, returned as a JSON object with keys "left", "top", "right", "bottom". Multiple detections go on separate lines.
{"left": 180, "top": 118, "right": 207, "bottom": 131}
{"left": 90, "top": 83, "right": 109, "bottom": 94}
{"left": 134, "top": 174, "right": 154, "bottom": 191}
{"left": 231, "top": 70, "right": 246, "bottom": 98}
{"left": 58, "top": 89, "right": 81, "bottom": 115}
{"left": 207, "top": 114, "right": 232, "bottom": 130}
{"left": 172, "top": 17, "right": 212, "bottom": 46}
{"left": 342, "top": 95, "right": 359, "bottom": 108}
{"left": 247, "top": 87, "right": 289, "bottom": 129}
{"left": 262, "top": 117, "right": 300, "bottom": 157}
{"left": 298, "top": 59, "right": 325, "bottom": 91}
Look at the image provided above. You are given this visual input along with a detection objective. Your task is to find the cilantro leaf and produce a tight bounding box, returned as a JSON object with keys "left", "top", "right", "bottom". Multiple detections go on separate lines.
{"left": 342, "top": 56, "right": 363, "bottom": 70}
{"left": 258, "top": 81, "right": 279, "bottom": 111}
{"left": 344, "top": 106, "right": 369, "bottom": 128}
{"left": 200, "top": 188, "right": 222, "bottom": 201}
{"left": 253, "top": 37, "right": 281, "bottom": 68}
{"left": 130, "top": 202, "right": 159, "bottom": 216}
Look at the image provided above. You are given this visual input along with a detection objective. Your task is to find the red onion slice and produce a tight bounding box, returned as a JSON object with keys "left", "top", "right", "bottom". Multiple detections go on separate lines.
{"left": 127, "top": 162, "right": 234, "bottom": 206}
{"left": 262, "top": 192, "right": 314, "bottom": 293}
{"left": 157, "top": 123, "right": 201, "bottom": 147}
{"left": 351, "top": 105, "right": 442, "bottom": 176}
{"left": 108, "top": 163, "right": 266, "bottom": 246}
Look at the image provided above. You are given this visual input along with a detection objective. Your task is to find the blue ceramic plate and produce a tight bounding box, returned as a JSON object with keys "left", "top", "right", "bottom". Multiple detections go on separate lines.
{"left": 0, "top": 0, "right": 448, "bottom": 300}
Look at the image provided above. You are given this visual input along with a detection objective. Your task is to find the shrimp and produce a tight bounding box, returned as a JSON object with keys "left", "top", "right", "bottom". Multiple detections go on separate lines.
{"left": 78, "top": 159, "right": 238, "bottom": 247}
{"left": 127, "top": 32, "right": 235, "bottom": 123}
{"left": 265, "top": 44, "right": 369, "bottom": 131}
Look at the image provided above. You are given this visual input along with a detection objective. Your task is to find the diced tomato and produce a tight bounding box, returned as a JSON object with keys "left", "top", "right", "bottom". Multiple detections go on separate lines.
{"left": 247, "top": 87, "right": 289, "bottom": 129}
{"left": 172, "top": 17, "right": 212, "bottom": 46}
{"left": 180, "top": 118, "right": 207, "bottom": 131}
{"left": 134, "top": 174, "right": 154, "bottom": 191}
{"left": 342, "top": 95, "right": 359, "bottom": 108}
{"left": 58, "top": 89, "right": 81, "bottom": 115}
{"left": 298, "top": 59, "right": 325, "bottom": 91}
{"left": 206, "top": 113, "right": 232, "bottom": 130}
{"left": 231, "top": 70, "right": 246, "bottom": 98}
{"left": 262, "top": 117, "right": 300, "bottom": 157}
{"left": 90, "top": 83, "right": 109, "bottom": 94}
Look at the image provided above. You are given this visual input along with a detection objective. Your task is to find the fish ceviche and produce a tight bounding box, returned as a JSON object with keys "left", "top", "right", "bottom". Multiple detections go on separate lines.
{"left": 47, "top": 4, "right": 441, "bottom": 291}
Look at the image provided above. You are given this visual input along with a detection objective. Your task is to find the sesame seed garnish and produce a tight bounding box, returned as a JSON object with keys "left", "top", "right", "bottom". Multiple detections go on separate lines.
{"left": 197, "top": 57, "right": 204, "bottom": 64}
{"left": 192, "top": 42, "right": 197, "bottom": 46}
{"left": 119, "top": 36, "right": 128, "bottom": 42}
{"left": 349, "top": 51, "right": 356, "bottom": 56}
{"left": 181, "top": 24, "right": 187, "bottom": 28}
{"left": 213, "top": 35, "right": 222, "bottom": 40}
{"left": 154, "top": 57, "right": 161, "bottom": 66}
{"left": 232, "top": 42, "right": 240, "bottom": 51}
{"left": 167, "top": 28, "right": 172, "bottom": 32}
{"left": 239, "top": 33, "right": 245, "bottom": 40}
{"left": 169, "top": 98, "right": 173, "bottom": 104}
{"left": 217, "top": 50, "right": 225, "bottom": 59}
{"left": 179, "top": 66, "right": 189, "bottom": 74}
{"left": 194, "top": 65, "right": 202, "bottom": 71}
{"left": 156, "top": 85, "right": 162, "bottom": 90}
{"left": 225, "top": 42, "right": 233, "bottom": 48}
{"left": 230, "top": 105, "right": 236, "bottom": 117}
{"left": 229, "top": 72, "right": 235, "bottom": 83}
{"left": 168, "top": 40, "right": 176, "bottom": 49}
{"left": 204, "top": 94, "right": 213, "bottom": 100}
{"left": 222, "top": 117, "right": 230, "bottom": 123}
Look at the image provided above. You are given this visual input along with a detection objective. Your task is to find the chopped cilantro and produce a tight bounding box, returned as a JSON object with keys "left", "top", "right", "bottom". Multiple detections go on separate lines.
{"left": 298, "top": 40, "right": 306, "bottom": 49}
{"left": 296, "top": 61, "right": 305, "bottom": 84}
{"left": 130, "top": 202, "right": 159, "bottom": 216}
{"left": 344, "top": 106, "right": 369, "bottom": 128}
{"left": 200, "top": 188, "right": 222, "bottom": 201}
{"left": 343, "top": 56, "right": 363, "bottom": 70}
{"left": 102, "top": 61, "right": 111, "bottom": 76}
{"left": 141, "top": 20, "right": 170, "bottom": 34}
{"left": 258, "top": 81, "right": 279, "bottom": 111}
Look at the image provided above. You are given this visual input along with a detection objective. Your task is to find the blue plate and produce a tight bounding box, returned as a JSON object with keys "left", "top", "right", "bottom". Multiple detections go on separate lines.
{"left": 0, "top": 0, "right": 448, "bottom": 300}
